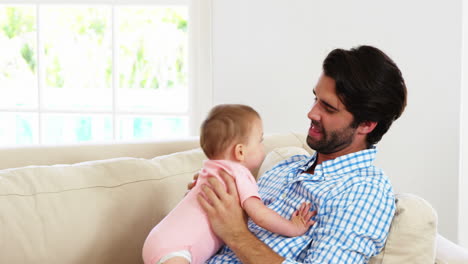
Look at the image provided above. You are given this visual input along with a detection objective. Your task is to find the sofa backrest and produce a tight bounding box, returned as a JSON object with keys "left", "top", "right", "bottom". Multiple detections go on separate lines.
{"left": 1, "top": 157, "right": 184, "bottom": 263}
{"left": 0, "top": 133, "right": 312, "bottom": 170}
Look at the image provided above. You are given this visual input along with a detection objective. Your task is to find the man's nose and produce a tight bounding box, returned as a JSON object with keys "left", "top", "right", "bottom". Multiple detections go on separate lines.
{"left": 307, "top": 104, "right": 320, "bottom": 121}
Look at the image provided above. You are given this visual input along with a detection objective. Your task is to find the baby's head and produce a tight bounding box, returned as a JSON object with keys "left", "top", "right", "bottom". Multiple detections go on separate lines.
{"left": 200, "top": 104, "right": 265, "bottom": 172}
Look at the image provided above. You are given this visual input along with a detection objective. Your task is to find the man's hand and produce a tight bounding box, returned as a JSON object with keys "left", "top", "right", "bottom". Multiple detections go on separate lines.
{"left": 198, "top": 170, "right": 285, "bottom": 264}
{"left": 197, "top": 170, "right": 250, "bottom": 242}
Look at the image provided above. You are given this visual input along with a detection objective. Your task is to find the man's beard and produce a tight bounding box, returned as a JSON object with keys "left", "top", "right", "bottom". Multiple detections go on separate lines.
{"left": 306, "top": 120, "right": 357, "bottom": 155}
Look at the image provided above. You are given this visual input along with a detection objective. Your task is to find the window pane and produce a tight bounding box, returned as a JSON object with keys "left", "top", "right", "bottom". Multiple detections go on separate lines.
{"left": 42, "top": 114, "right": 112, "bottom": 144}
{"left": 0, "top": 6, "right": 38, "bottom": 109}
{"left": 0, "top": 112, "right": 38, "bottom": 145}
{"left": 117, "top": 6, "right": 188, "bottom": 113}
{"left": 42, "top": 6, "right": 112, "bottom": 111}
{"left": 117, "top": 115, "right": 188, "bottom": 140}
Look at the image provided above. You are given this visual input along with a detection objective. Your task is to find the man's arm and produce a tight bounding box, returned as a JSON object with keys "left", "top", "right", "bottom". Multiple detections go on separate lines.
{"left": 197, "top": 170, "right": 285, "bottom": 264}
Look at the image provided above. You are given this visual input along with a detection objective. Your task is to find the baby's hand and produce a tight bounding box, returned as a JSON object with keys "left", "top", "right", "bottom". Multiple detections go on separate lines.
{"left": 187, "top": 172, "right": 199, "bottom": 190}
{"left": 185, "top": 172, "right": 199, "bottom": 196}
{"left": 290, "top": 202, "right": 317, "bottom": 236}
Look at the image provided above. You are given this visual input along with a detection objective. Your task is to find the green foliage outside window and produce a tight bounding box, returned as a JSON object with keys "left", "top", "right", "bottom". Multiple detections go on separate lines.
{"left": 1, "top": 6, "right": 187, "bottom": 90}
{"left": 118, "top": 7, "right": 188, "bottom": 90}
{"left": 0, "top": 7, "right": 36, "bottom": 76}
{"left": 1, "top": 7, "right": 35, "bottom": 38}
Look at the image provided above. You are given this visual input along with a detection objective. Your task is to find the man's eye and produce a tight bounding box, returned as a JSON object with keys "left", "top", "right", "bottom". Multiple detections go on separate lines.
{"left": 324, "top": 107, "right": 334, "bottom": 113}
{"left": 323, "top": 104, "right": 338, "bottom": 113}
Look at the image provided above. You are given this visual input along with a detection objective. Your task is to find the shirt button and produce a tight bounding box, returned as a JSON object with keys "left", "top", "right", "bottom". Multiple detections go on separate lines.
{"left": 281, "top": 193, "right": 287, "bottom": 199}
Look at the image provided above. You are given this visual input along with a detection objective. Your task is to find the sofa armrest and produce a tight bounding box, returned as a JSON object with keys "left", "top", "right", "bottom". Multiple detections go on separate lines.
{"left": 435, "top": 234, "right": 468, "bottom": 264}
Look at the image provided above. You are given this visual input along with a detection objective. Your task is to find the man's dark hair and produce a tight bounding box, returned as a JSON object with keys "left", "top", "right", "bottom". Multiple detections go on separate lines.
{"left": 323, "top": 45, "right": 407, "bottom": 147}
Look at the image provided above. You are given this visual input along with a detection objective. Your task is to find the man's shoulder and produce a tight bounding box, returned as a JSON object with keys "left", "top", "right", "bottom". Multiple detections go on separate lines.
{"left": 258, "top": 154, "right": 310, "bottom": 183}
{"left": 276, "top": 154, "right": 311, "bottom": 168}
{"left": 338, "top": 165, "right": 394, "bottom": 197}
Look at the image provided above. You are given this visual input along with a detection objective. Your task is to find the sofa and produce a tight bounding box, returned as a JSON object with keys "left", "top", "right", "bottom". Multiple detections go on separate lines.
{"left": 0, "top": 132, "right": 467, "bottom": 264}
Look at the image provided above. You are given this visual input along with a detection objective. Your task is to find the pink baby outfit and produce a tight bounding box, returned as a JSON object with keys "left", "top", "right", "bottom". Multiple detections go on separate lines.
{"left": 142, "top": 160, "right": 260, "bottom": 264}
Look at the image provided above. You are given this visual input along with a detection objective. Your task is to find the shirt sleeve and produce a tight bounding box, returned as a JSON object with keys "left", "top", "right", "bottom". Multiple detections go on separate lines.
{"left": 231, "top": 165, "right": 261, "bottom": 207}
{"left": 294, "top": 181, "right": 396, "bottom": 263}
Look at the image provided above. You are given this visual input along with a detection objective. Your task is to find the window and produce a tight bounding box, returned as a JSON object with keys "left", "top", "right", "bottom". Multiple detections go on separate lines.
{"left": 0, "top": 1, "right": 191, "bottom": 145}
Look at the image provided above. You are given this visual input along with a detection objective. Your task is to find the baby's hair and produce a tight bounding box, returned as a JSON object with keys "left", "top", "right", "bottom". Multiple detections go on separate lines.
{"left": 200, "top": 104, "right": 260, "bottom": 159}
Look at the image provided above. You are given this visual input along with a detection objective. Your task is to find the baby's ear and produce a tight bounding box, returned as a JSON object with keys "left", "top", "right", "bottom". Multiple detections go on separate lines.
{"left": 234, "top": 143, "right": 245, "bottom": 162}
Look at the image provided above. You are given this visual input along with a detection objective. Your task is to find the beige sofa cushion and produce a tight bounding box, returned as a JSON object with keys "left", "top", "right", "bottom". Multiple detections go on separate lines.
{"left": 260, "top": 147, "right": 438, "bottom": 263}
{"left": 0, "top": 149, "right": 206, "bottom": 264}
{"left": 369, "top": 193, "right": 437, "bottom": 263}
{"left": 257, "top": 146, "right": 310, "bottom": 178}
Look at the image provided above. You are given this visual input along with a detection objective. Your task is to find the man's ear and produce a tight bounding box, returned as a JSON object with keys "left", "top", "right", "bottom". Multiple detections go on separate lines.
{"left": 358, "top": 121, "right": 378, "bottom": 135}
{"left": 234, "top": 144, "right": 245, "bottom": 162}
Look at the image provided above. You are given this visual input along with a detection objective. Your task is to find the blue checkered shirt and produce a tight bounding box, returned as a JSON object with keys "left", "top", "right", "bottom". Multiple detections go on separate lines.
{"left": 206, "top": 147, "right": 395, "bottom": 264}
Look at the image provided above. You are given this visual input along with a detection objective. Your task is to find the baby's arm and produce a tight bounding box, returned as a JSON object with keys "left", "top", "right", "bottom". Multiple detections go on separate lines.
{"left": 243, "top": 197, "right": 316, "bottom": 237}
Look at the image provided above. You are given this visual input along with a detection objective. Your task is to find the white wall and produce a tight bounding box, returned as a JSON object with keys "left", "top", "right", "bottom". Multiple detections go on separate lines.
{"left": 210, "top": 0, "right": 463, "bottom": 242}
{"left": 460, "top": 0, "right": 468, "bottom": 248}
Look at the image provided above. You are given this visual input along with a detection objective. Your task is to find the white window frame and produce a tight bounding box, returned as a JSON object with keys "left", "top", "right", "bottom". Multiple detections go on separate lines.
{"left": 0, "top": 0, "right": 213, "bottom": 144}
{"left": 189, "top": 0, "right": 213, "bottom": 137}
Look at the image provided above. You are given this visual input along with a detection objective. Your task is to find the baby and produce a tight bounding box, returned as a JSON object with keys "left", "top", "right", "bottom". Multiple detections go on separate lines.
{"left": 142, "top": 104, "right": 316, "bottom": 264}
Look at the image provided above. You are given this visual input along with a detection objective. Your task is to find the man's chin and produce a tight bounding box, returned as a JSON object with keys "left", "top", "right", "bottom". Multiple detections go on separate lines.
{"left": 307, "top": 136, "right": 331, "bottom": 153}
{"left": 306, "top": 135, "right": 320, "bottom": 150}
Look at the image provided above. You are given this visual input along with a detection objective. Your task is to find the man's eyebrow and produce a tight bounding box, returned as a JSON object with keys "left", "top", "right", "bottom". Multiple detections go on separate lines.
{"left": 313, "top": 90, "right": 339, "bottom": 111}
{"left": 321, "top": 100, "right": 339, "bottom": 111}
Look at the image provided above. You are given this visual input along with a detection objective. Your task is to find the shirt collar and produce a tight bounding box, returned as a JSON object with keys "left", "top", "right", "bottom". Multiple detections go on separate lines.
{"left": 296, "top": 147, "right": 377, "bottom": 181}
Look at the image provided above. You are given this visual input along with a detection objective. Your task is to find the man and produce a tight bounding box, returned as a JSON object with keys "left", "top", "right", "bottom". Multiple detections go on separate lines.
{"left": 197, "top": 45, "right": 407, "bottom": 263}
